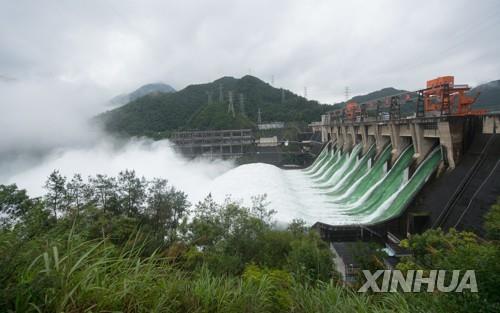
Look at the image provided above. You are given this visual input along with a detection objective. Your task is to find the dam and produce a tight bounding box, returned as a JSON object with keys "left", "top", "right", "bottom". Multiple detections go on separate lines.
{"left": 307, "top": 76, "right": 500, "bottom": 239}
{"left": 208, "top": 76, "right": 499, "bottom": 240}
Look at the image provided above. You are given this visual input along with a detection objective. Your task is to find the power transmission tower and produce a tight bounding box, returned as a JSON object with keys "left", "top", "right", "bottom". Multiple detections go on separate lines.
{"left": 271, "top": 75, "right": 274, "bottom": 85}
{"left": 219, "top": 84, "right": 224, "bottom": 103}
{"left": 304, "top": 87, "right": 308, "bottom": 98}
{"left": 228, "top": 91, "right": 235, "bottom": 117}
{"left": 257, "top": 108, "right": 262, "bottom": 124}
{"left": 239, "top": 93, "right": 246, "bottom": 117}
{"left": 206, "top": 91, "right": 213, "bottom": 105}
{"left": 281, "top": 88, "right": 285, "bottom": 104}
{"left": 344, "top": 86, "right": 350, "bottom": 101}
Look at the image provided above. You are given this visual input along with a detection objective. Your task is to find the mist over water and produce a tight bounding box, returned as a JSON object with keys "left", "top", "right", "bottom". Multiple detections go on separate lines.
{"left": 0, "top": 78, "right": 441, "bottom": 226}
{"left": 0, "top": 79, "right": 303, "bottom": 223}
{"left": 5, "top": 138, "right": 235, "bottom": 202}
{"left": 0, "top": 79, "right": 235, "bottom": 207}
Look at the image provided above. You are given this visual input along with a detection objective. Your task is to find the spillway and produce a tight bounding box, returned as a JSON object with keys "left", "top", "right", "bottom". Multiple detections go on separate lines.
{"left": 206, "top": 143, "right": 441, "bottom": 226}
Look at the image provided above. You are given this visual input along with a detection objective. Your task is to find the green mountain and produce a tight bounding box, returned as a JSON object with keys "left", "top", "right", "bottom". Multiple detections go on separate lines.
{"left": 98, "top": 78, "right": 500, "bottom": 138}
{"left": 110, "top": 82, "right": 176, "bottom": 106}
{"left": 332, "top": 80, "right": 500, "bottom": 114}
{"left": 470, "top": 80, "right": 500, "bottom": 112}
{"left": 331, "top": 87, "right": 411, "bottom": 110}
{"left": 97, "top": 75, "right": 330, "bottom": 136}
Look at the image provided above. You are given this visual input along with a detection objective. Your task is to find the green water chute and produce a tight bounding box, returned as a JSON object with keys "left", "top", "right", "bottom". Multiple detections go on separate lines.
{"left": 368, "top": 147, "right": 442, "bottom": 224}
{"left": 315, "top": 144, "right": 362, "bottom": 188}
{"left": 341, "top": 144, "right": 415, "bottom": 216}
{"left": 309, "top": 150, "right": 339, "bottom": 179}
{"left": 303, "top": 143, "right": 330, "bottom": 173}
{"left": 323, "top": 144, "right": 376, "bottom": 195}
{"left": 305, "top": 147, "right": 335, "bottom": 177}
{"left": 327, "top": 143, "right": 392, "bottom": 204}
{"left": 313, "top": 150, "right": 344, "bottom": 183}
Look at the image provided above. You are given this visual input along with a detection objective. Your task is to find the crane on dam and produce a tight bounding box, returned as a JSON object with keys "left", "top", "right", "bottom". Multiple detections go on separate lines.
{"left": 335, "top": 76, "right": 488, "bottom": 123}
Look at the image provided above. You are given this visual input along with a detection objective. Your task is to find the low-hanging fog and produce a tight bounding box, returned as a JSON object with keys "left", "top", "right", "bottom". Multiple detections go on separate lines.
{"left": 0, "top": 80, "right": 234, "bottom": 206}
{"left": 0, "top": 79, "right": 323, "bottom": 225}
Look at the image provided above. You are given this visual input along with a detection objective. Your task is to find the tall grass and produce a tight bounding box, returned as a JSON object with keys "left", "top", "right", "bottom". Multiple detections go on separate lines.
{"left": 7, "top": 233, "right": 414, "bottom": 313}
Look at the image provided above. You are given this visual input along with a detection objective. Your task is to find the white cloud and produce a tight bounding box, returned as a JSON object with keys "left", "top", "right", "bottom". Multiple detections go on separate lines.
{"left": 0, "top": 0, "right": 498, "bottom": 102}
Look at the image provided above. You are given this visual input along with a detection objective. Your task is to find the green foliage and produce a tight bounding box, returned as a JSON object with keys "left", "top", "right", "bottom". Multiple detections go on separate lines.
{"left": 98, "top": 75, "right": 330, "bottom": 136}
{"left": 3, "top": 171, "right": 500, "bottom": 312}
{"left": 398, "top": 227, "right": 500, "bottom": 312}
{"left": 285, "top": 231, "right": 334, "bottom": 284}
{"left": 0, "top": 183, "right": 33, "bottom": 227}
{"left": 188, "top": 100, "right": 255, "bottom": 130}
{"left": 484, "top": 197, "right": 500, "bottom": 240}
{"left": 0, "top": 231, "right": 408, "bottom": 313}
{"left": 44, "top": 170, "right": 67, "bottom": 219}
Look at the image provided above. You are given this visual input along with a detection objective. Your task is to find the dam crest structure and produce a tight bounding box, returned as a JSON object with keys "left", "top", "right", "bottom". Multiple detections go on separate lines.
{"left": 308, "top": 96, "right": 499, "bottom": 241}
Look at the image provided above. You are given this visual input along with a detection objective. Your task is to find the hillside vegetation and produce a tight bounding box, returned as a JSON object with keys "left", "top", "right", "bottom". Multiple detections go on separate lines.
{"left": 1, "top": 172, "right": 500, "bottom": 312}
{"left": 98, "top": 76, "right": 330, "bottom": 137}
{"left": 471, "top": 80, "right": 500, "bottom": 112}
{"left": 98, "top": 77, "right": 500, "bottom": 138}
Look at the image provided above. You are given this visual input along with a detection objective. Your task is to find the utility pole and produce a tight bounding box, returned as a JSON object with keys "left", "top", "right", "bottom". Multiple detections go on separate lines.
{"left": 344, "top": 86, "right": 350, "bottom": 101}
{"left": 239, "top": 93, "right": 246, "bottom": 117}
{"left": 206, "top": 91, "right": 212, "bottom": 105}
{"left": 257, "top": 108, "right": 262, "bottom": 124}
{"left": 219, "top": 84, "right": 224, "bottom": 103}
{"left": 228, "top": 91, "right": 235, "bottom": 117}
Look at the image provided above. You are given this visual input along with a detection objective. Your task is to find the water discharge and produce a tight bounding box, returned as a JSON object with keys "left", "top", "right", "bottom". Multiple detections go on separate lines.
{"left": 207, "top": 143, "right": 441, "bottom": 226}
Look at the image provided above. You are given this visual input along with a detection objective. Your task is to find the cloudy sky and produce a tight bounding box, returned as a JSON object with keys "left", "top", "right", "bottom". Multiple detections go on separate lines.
{"left": 1, "top": 0, "right": 500, "bottom": 103}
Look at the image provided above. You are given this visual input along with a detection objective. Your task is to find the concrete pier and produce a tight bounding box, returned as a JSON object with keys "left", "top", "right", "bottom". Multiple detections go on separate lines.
{"left": 311, "top": 114, "right": 493, "bottom": 169}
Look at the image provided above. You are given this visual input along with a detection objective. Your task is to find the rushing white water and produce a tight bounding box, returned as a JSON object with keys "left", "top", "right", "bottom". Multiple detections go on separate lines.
{"left": 4, "top": 138, "right": 441, "bottom": 226}
{"left": 206, "top": 143, "right": 442, "bottom": 226}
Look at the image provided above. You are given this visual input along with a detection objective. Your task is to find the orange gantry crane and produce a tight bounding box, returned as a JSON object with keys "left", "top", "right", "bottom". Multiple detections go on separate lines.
{"left": 330, "top": 75, "right": 487, "bottom": 123}
{"left": 344, "top": 102, "right": 361, "bottom": 121}
{"left": 420, "top": 76, "right": 485, "bottom": 116}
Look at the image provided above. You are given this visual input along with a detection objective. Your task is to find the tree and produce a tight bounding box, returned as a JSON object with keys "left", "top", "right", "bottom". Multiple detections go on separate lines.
{"left": 66, "top": 174, "right": 85, "bottom": 215}
{"left": 398, "top": 228, "right": 500, "bottom": 312}
{"left": 89, "top": 174, "right": 118, "bottom": 213}
{"left": 287, "top": 218, "right": 307, "bottom": 236}
{"left": 146, "top": 178, "right": 189, "bottom": 243}
{"left": 485, "top": 197, "right": 500, "bottom": 241}
{"left": 117, "top": 170, "right": 147, "bottom": 216}
{"left": 0, "top": 184, "right": 32, "bottom": 227}
{"left": 44, "top": 170, "right": 67, "bottom": 219}
{"left": 285, "top": 231, "right": 335, "bottom": 283}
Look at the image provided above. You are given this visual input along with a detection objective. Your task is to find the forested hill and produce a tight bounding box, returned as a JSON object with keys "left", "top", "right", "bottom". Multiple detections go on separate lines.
{"left": 97, "top": 75, "right": 331, "bottom": 137}
{"left": 98, "top": 80, "right": 413, "bottom": 138}
{"left": 330, "top": 87, "right": 411, "bottom": 110}
{"left": 471, "top": 80, "right": 500, "bottom": 112}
